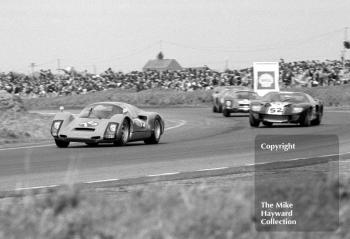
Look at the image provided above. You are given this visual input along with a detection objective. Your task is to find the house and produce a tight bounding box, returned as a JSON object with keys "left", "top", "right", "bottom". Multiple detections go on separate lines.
{"left": 143, "top": 52, "right": 182, "bottom": 71}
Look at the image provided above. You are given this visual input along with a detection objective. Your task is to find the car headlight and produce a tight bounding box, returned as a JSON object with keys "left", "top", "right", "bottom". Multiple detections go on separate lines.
{"left": 225, "top": 100, "right": 232, "bottom": 107}
{"left": 109, "top": 123, "right": 117, "bottom": 132}
{"left": 104, "top": 123, "right": 119, "bottom": 139}
{"left": 53, "top": 121, "right": 61, "bottom": 129}
{"left": 251, "top": 105, "right": 262, "bottom": 112}
{"left": 292, "top": 107, "right": 304, "bottom": 113}
{"left": 51, "top": 120, "right": 63, "bottom": 136}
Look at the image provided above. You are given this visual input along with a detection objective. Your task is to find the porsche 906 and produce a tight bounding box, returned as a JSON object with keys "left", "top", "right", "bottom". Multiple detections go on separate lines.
{"left": 249, "top": 91, "right": 323, "bottom": 127}
{"left": 50, "top": 102, "right": 165, "bottom": 148}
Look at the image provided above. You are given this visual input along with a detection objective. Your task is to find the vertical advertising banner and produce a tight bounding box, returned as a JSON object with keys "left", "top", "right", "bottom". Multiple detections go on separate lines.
{"left": 253, "top": 62, "right": 279, "bottom": 96}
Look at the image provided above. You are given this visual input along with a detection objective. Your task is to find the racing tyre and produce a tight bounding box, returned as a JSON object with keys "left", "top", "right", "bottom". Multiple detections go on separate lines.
{"left": 212, "top": 105, "right": 218, "bottom": 113}
{"left": 218, "top": 105, "right": 223, "bottom": 113}
{"left": 223, "top": 109, "right": 230, "bottom": 117}
{"left": 114, "top": 119, "right": 130, "bottom": 146}
{"left": 249, "top": 114, "right": 260, "bottom": 127}
{"left": 311, "top": 109, "right": 323, "bottom": 126}
{"left": 300, "top": 110, "right": 311, "bottom": 127}
{"left": 262, "top": 122, "right": 273, "bottom": 127}
{"left": 144, "top": 119, "right": 162, "bottom": 144}
{"left": 55, "top": 139, "right": 70, "bottom": 148}
{"left": 85, "top": 142, "right": 98, "bottom": 147}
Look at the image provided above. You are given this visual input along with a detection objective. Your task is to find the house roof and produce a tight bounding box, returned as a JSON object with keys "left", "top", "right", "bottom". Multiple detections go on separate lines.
{"left": 143, "top": 59, "right": 182, "bottom": 71}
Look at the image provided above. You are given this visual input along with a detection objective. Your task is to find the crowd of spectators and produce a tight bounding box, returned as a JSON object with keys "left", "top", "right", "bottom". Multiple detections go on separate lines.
{"left": 0, "top": 59, "right": 349, "bottom": 98}
{"left": 280, "top": 59, "right": 350, "bottom": 87}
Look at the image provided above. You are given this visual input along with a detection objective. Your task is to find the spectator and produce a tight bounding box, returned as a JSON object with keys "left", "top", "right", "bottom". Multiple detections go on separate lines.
{"left": 1, "top": 59, "right": 349, "bottom": 98}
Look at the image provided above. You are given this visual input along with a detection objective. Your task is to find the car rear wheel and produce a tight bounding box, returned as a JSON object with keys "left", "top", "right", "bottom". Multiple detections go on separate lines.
{"left": 55, "top": 139, "right": 70, "bottom": 148}
{"left": 144, "top": 119, "right": 162, "bottom": 144}
{"left": 249, "top": 114, "right": 260, "bottom": 127}
{"left": 114, "top": 119, "right": 130, "bottom": 146}
{"left": 300, "top": 110, "right": 312, "bottom": 127}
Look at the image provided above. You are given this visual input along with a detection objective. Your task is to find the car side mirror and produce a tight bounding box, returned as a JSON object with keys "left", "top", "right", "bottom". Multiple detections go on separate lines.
{"left": 59, "top": 106, "right": 64, "bottom": 112}
{"left": 122, "top": 108, "right": 128, "bottom": 114}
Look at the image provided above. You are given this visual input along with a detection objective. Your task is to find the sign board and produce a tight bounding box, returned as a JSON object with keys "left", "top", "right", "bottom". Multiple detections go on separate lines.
{"left": 253, "top": 62, "right": 279, "bottom": 96}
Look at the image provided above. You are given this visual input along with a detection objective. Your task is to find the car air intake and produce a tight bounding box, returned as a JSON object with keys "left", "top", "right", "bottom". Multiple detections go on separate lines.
{"left": 74, "top": 128, "right": 95, "bottom": 131}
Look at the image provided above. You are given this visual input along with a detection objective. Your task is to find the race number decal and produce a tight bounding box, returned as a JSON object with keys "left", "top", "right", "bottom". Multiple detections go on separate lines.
{"left": 268, "top": 107, "right": 283, "bottom": 115}
{"left": 134, "top": 119, "right": 146, "bottom": 128}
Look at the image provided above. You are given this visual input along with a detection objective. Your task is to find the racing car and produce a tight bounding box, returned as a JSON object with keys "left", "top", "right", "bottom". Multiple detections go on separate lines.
{"left": 212, "top": 86, "right": 249, "bottom": 113}
{"left": 249, "top": 91, "right": 323, "bottom": 127}
{"left": 50, "top": 102, "right": 165, "bottom": 148}
{"left": 222, "top": 90, "right": 260, "bottom": 117}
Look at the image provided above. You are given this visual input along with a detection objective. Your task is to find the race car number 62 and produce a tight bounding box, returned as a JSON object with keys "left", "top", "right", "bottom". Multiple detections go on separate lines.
{"left": 269, "top": 107, "right": 283, "bottom": 114}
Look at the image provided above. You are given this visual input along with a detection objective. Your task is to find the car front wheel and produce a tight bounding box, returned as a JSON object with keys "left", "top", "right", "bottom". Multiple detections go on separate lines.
{"left": 85, "top": 142, "right": 98, "bottom": 147}
{"left": 311, "top": 109, "right": 323, "bottom": 126}
{"left": 223, "top": 109, "right": 230, "bottom": 117}
{"left": 249, "top": 114, "right": 260, "bottom": 127}
{"left": 218, "top": 105, "right": 223, "bottom": 113}
{"left": 114, "top": 119, "right": 130, "bottom": 146}
{"left": 300, "top": 110, "right": 311, "bottom": 127}
{"left": 55, "top": 139, "right": 70, "bottom": 148}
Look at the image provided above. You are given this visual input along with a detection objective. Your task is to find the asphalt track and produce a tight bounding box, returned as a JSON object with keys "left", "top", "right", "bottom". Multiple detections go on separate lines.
{"left": 0, "top": 107, "right": 350, "bottom": 191}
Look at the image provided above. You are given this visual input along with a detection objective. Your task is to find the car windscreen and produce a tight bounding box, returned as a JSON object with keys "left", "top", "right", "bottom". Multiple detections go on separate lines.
{"left": 263, "top": 93, "right": 308, "bottom": 103}
{"left": 79, "top": 104, "right": 123, "bottom": 119}
{"left": 236, "top": 91, "right": 258, "bottom": 100}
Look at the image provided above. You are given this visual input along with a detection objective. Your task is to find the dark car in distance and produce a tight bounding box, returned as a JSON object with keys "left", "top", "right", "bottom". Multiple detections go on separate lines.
{"left": 249, "top": 91, "right": 323, "bottom": 127}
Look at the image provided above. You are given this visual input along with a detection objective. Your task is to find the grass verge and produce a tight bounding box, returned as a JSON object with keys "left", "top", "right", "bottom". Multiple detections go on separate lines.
{"left": 285, "top": 84, "right": 350, "bottom": 107}
{"left": 23, "top": 85, "right": 350, "bottom": 110}
{"left": 22, "top": 85, "right": 350, "bottom": 110}
{"left": 24, "top": 89, "right": 213, "bottom": 110}
{"left": 0, "top": 163, "right": 349, "bottom": 239}
{"left": 0, "top": 112, "right": 52, "bottom": 145}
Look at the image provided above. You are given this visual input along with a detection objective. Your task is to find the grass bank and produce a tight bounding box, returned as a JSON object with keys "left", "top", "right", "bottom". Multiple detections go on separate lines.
{"left": 0, "top": 112, "right": 52, "bottom": 145}
{"left": 286, "top": 84, "right": 350, "bottom": 107}
{"left": 24, "top": 89, "right": 213, "bottom": 110}
{"left": 23, "top": 85, "right": 350, "bottom": 110}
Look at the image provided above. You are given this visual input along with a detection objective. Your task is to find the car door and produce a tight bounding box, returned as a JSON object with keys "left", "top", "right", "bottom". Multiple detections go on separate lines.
{"left": 127, "top": 106, "right": 149, "bottom": 140}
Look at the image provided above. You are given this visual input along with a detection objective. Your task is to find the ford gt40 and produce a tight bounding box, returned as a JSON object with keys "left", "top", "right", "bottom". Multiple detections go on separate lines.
{"left": 249, "top": 91, "right": 323, "bottom": 127}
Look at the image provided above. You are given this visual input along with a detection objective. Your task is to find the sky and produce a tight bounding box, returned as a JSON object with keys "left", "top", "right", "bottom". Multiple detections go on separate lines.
{"left": 0, "top": 0, "right": 350, "bottom": 73}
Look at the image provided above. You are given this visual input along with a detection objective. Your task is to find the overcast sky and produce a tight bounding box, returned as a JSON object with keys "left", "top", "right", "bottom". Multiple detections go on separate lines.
{"left": 0, "top": 0, "right": 349, "bottom": 73}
